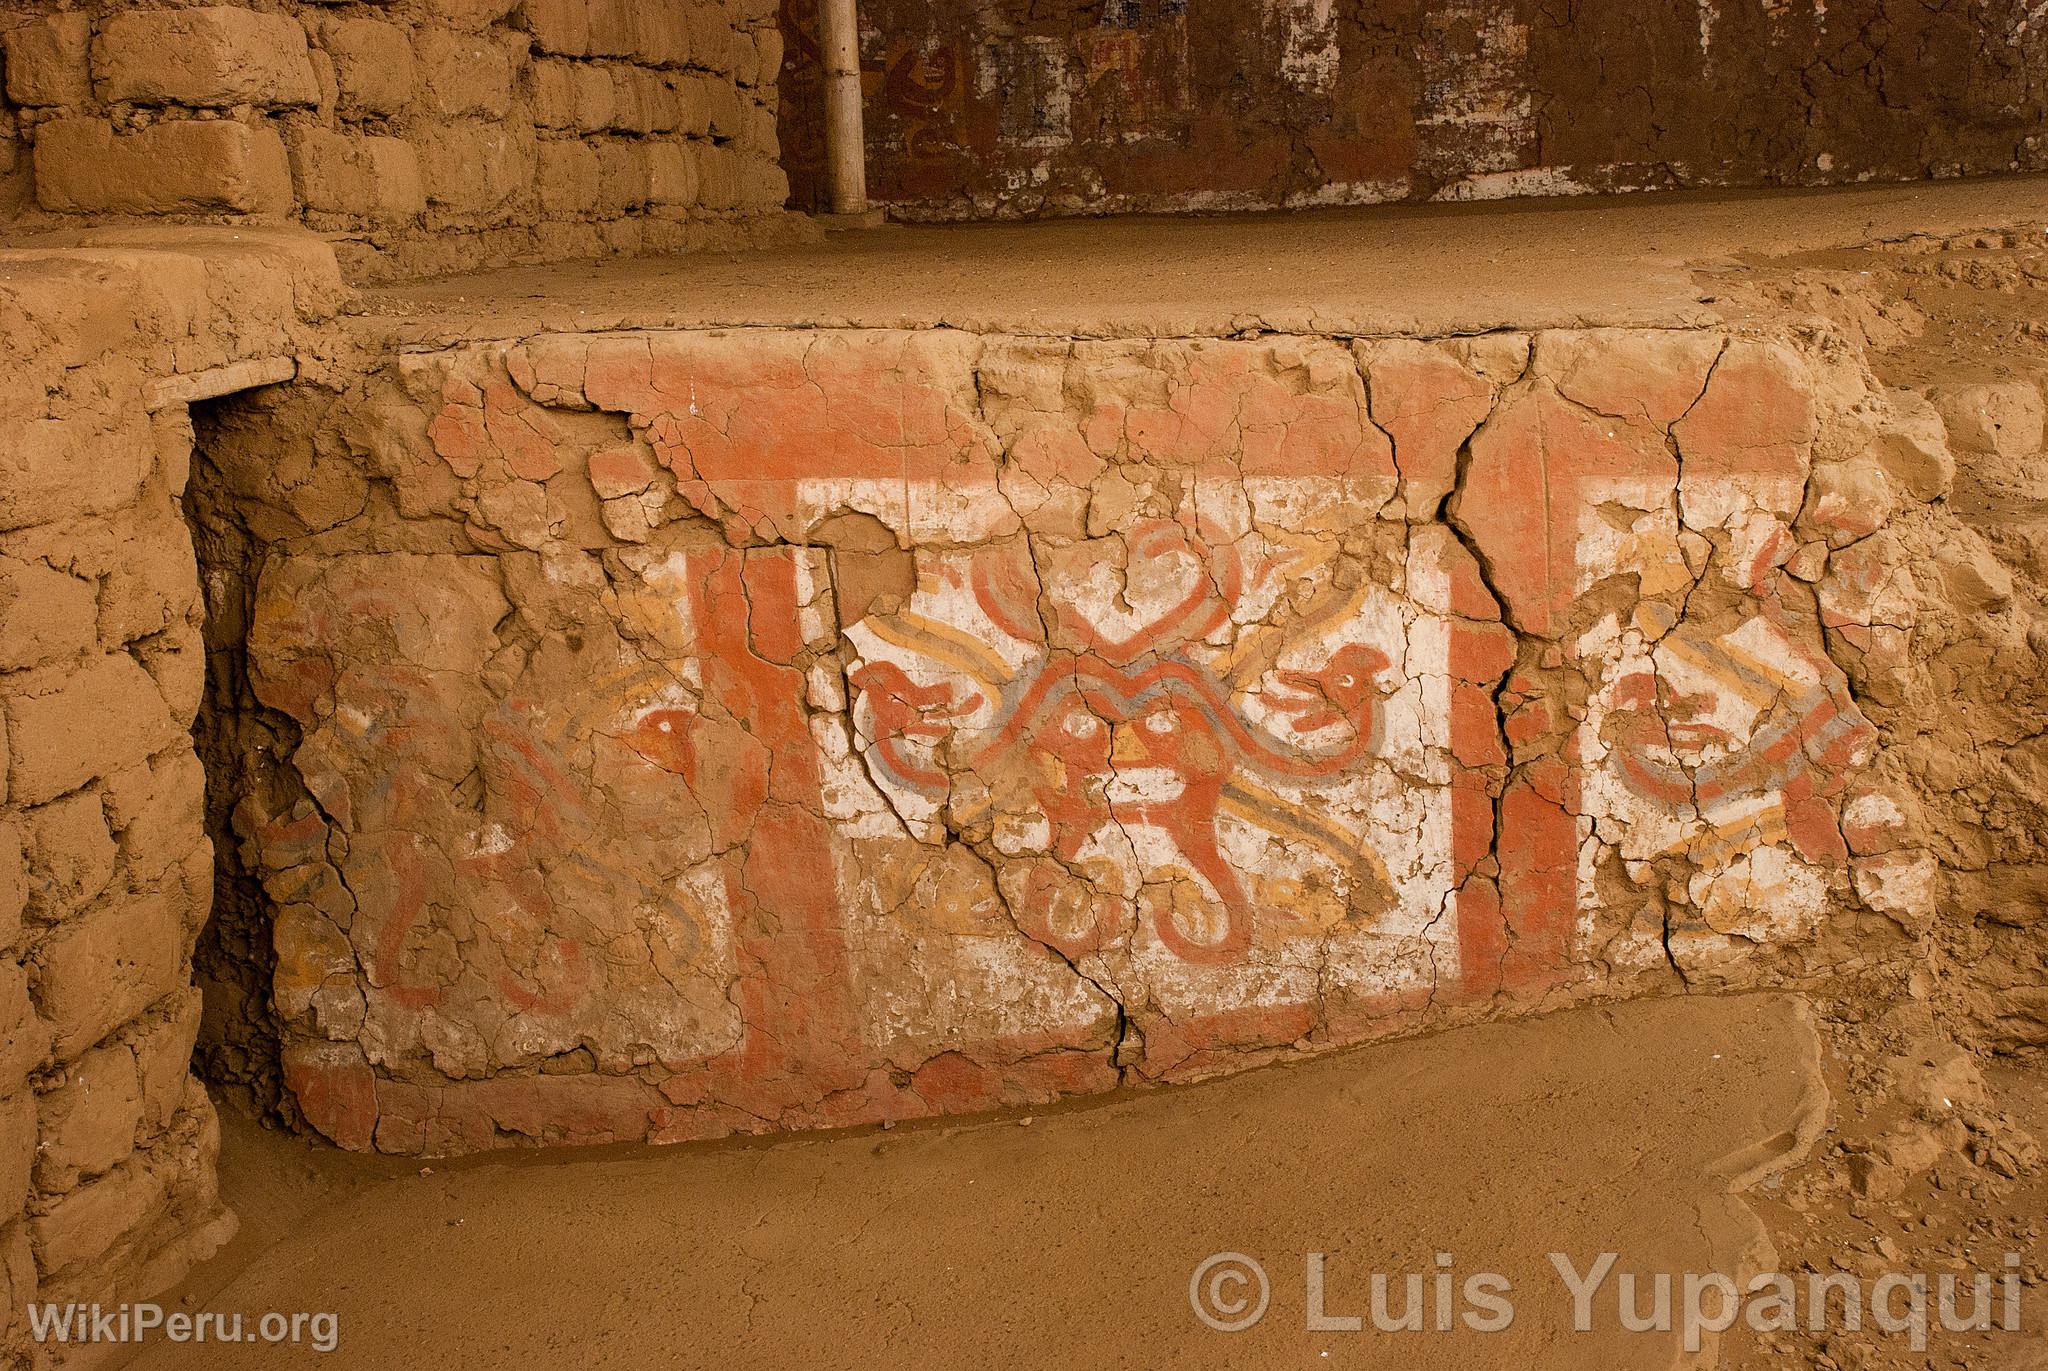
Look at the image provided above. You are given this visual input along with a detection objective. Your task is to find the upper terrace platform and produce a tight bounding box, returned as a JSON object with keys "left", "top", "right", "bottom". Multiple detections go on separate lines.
{"left": 359, "top": 177, "right": 2048, "bottom": 343}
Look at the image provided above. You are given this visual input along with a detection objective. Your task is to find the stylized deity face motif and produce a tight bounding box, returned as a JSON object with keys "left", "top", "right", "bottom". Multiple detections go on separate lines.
{"left": 1596, "top": 617, "right": 1873, "bottom": 871}
{"left": 849, "top": 525, "right": 1400, "bottom": 965}
{"left": 1104, "top": 695, "right": 1229, "bottom": 807}
{"left": 1626, "top": 647, "right": 1769, "bottom": 771}
{"left": 1021, "top": 687, "right": 1232, "bottom": 823}
{"left": 1021, "top": 692, "right": 1116, "bottom": 851}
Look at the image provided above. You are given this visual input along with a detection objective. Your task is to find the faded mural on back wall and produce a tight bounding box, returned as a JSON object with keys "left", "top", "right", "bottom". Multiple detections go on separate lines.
{"left": 227, "top": 325, "right": 1926, "bottom": 1156}
{"left": 775, "top": 0, "right": 2048, "bottom": 218}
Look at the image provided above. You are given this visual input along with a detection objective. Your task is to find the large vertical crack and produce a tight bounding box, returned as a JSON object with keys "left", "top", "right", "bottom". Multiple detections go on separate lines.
{"left": 1436, "top": 394, "right": 1524, "bottom": 998}
{"left": 184, "top": 399, "right": 310, "bottom": 1126}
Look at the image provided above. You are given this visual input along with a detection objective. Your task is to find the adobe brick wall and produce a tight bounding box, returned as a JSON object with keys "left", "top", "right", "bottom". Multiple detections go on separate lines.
{"left": 189, "top": 319, "right": 1947, "bottom": 1156}
{"left": 777, "top": 0, "right": 2048, "bottom": 219}
{"left": 0, "top": 2, "right": 804, "bottom": 283}
{"left": 0, "top": 232, "right": 341, "bottom": 1355}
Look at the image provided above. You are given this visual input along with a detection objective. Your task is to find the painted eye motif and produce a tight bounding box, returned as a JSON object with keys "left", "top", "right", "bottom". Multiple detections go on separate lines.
{"left": 1145, "top": 710, "right": 1177, "bottom": 734}
{"left": 627, "top": 707, "right": 696, "bottom": 775}
{"left": 1065, "top": 713, "right": 1101, "bottom": 739}
{"left": 1333, "top": 674, "right": 1356, "bottom": 689}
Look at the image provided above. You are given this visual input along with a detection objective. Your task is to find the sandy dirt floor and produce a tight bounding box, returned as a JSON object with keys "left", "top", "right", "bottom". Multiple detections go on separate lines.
{"left": 120, "top": 995, "right": 1832, "bottom": 1370}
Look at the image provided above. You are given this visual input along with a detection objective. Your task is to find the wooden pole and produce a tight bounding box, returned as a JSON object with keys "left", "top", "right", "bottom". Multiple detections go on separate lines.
{"left": 819, "top": 0, "right": 868, "bottom": 215}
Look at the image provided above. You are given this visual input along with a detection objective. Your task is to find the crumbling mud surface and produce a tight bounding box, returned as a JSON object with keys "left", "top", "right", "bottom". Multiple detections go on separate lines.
{"left": 1725, "top": 1002, "right": 2048, "bottom": 1371}
{"left": 1678, "top": 222, "right": 2048, "bottom": 1371}
{"left": 192, "top": 310, "right": 1956, "bottom": 1156}
{"left": 1689, "top": 227, "right": 2048, "bottom": 1051}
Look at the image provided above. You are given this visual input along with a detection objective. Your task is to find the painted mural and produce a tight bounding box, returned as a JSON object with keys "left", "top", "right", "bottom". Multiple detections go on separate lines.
{"left": 241, "top": 326, "right": 1916, "bottom": 1154}
{"left": 775, "top": 0, "right": 2048, "bottom": 218}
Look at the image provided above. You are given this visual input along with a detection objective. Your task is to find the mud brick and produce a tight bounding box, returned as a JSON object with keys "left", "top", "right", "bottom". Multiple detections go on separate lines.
{"left": 36, "top": 1042, "right": 142, "bottom": 1193}
{"left": 0, "top": 557, "right": 96, "bottom": 672}
{"left": 3, "top": 654, "right": 181, "bottom": 807}
{"left": 524, "top": 59, "right": 582, "bottom": 131}
{"left": 0, "top": 965, "right": 44, "bottom": 1092}
{"left": 670, "top": 73, "right": 718, "bottom": 138}
{"left": 110, "top": 751, "right": 207, "bottom": 888}
{"left": 583, "top": 0, "right": 646, "bottom": 59}
{"left": 94, "top": 7, "right": 318, "bottom": 108}
{"left": 741, "top": 100, "right": 779, "bottom": 156}
{"left": 288, "top": 128, "right": 426, "bottom": 222}
{"left": 23, "top": 789, "right": 115, "bottom": 920}
{"left": 646, "top": 142, "right": 698, "bottom": 208}
{"left": 35, "top": 119, "right": 294, "bottom": 216}
{"left": 633, "top": 0, "right": 693, "bottom": 67}
{"left": 0, "top": 414, "right": 153, "bottom": 535}
{"left": 1870, "top": 388, "right": 1955, "bottom": 501}
{"left": 415, "top": 122, "right": 534, "bottom": 213}
{"left": 751, "top": 27, "right": 784, "bottom": 87}
{"left": 136, "top": 622, "right": 207, "bottom": 733}
{"left": 608, "top": 68, "right": 670, "bottom": 135}
{"left": 701, "top": 78, "right": 745, "bottom": 140}
{"left": 129, "top": 990, "right": 201, "bottom": 1133}
{"left": 594, "top": 140, "right": 652, "bottom": 213}
{"left": 320, "top": 17, "right": 416, "bottom": 117}
{"left": 739, "top": 154, "right": 786, "bottom": 212}
{"left": 3, "top": 13, "right": 91, "bottom": 108}
{"left": 414, "top": 27, "right": 516, "bottom": 119}
{"left": 33, "top": 887, "right": 190, "bottom": 1059}
{"left": 536, "top": 140, "right": 601, "bottom": 214}
{"left": 94, "top": 505, "right": 200, "bottom": 650}
{"left": 31, "top": 1156, "right": 167, "bottom": 1276}
{"left": 521, "top": 0, "right": 595, "bottom": 56}
{"left": 563, "top": 63, "right": 619, "bottom": 133}
{"left": 1928, "top": 380, "right": 2045, "bottom": 462}
{"left": 694, "top": 142, "right": 742, "bottom": 211}
{"left": 686, "top": 5, "right": 743, "bottom": 74}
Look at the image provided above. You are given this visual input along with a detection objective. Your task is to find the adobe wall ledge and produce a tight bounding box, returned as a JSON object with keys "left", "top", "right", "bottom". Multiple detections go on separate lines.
{"left": 0, "top": 224, "right": 340, "bottom": 1347}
